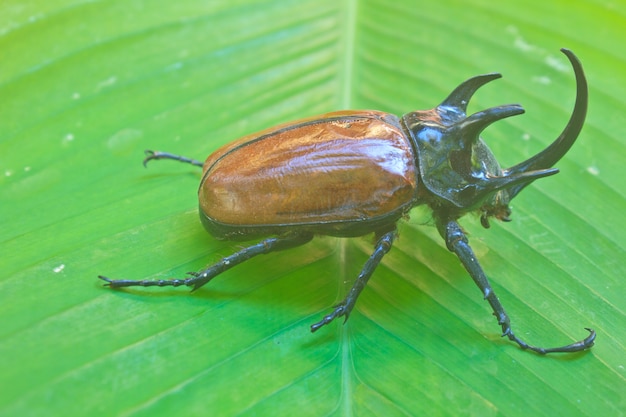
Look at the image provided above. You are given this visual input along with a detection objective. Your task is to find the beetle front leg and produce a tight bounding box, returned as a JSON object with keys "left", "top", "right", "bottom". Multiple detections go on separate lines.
{"left": 99, "top": 232, "right": 313, "bottom": 291}
{"left": 310, "top": 230, "right": 396, "bottom": 332}
{"left": 439, "top": 220, "right": 595, "bottom": 354}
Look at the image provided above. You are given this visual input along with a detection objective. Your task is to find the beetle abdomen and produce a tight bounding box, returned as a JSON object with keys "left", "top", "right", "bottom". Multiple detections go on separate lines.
{"left": 199, "top": 110, "right": 418, "bottom": 238}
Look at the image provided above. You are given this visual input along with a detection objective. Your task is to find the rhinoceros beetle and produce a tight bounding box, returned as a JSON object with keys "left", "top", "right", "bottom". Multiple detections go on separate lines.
{"left": 100, "top": 48, "right": 595, "bottom": 354}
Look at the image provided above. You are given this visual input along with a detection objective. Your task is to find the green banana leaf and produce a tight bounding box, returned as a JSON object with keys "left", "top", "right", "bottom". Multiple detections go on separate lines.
{"left": 1, "top": 1, "right": 624, "bottom": 416}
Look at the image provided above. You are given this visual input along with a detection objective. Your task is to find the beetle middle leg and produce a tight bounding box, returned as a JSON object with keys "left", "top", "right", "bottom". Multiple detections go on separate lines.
{"left": 439, "top": 219, "right": 595, "bottom": 354}
{"left": 99, "top": 232, "right": 313, "bottom": 291}
{"left": 310, "top": 229, "right": 397, "bottom": 332}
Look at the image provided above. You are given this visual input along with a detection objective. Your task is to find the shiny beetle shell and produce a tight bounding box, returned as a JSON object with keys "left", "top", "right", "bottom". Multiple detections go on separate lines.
{"left": 199, "top": 110, "right": 419, "bottom": 239}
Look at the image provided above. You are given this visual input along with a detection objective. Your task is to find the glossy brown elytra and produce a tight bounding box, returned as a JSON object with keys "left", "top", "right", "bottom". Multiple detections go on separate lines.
{"left": 100, "top": 49, "right": 595, "bottom": 354}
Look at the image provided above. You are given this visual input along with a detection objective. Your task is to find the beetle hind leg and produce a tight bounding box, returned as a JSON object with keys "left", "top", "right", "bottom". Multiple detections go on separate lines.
{"left": 99, "top": 232, "right": 313, "bottom": 291}
{"left": 310, "top": 230, "right": 396, "bottom": 333}
{"left": 142, "top": 150, "right": 204, "bottom": 167}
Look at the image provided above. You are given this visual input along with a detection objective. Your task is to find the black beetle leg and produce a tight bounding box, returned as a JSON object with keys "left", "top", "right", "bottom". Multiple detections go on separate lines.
{"left": 438, "top": 219, "right": 595, "bottom": 354}
{"left": 142, "top": 150, "right": 204, "bottom": 168}
{"left": 99, "top": 232, "right": 313, "bottom": 291}
{"left": 311, "top": 229, "right": 396, "bottom": 332}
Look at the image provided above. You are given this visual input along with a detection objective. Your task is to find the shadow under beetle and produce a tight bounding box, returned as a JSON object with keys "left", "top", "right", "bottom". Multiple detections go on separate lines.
{"left": 100, "top": 48, "right": 595, "bottom": 354}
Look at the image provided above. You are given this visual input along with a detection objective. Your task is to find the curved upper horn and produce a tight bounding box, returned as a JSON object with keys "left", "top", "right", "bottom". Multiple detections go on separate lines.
{"left": 504, "top": 48, "right": 588, "bottom": 198}
{"left": 439, "top": 73, "right": 502, "bottom": 114}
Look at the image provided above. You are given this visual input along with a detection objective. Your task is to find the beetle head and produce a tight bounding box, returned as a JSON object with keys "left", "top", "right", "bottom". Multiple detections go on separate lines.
{"left": 403, "top": 49, "right": 587, "bottom": 227}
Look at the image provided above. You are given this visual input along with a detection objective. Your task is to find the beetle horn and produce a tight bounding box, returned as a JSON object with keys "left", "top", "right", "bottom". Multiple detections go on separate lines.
{"left": 439, "top": 73, "right": 502, "bottom": 114}
{"left": 457, "top": 105, "right": 525, "bottom": 145}
{"left": 487, "top": 168, "right": 558, "bottom": 194}
{"left": 503, "top": 48, "right": 588, "bottom": 198}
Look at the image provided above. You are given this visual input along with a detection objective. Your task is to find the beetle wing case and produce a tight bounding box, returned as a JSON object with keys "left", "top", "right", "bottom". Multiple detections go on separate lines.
{"left": 198, "top": 110, "right": 419, "bottom": 239}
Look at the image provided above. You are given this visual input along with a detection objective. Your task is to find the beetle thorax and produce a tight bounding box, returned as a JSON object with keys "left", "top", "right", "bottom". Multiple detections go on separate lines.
{"left": 401, "top": 74, "right": 561, "bottom": 227}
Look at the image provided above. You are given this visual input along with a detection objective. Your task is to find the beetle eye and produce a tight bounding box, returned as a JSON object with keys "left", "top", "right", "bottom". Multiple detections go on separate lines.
{"left": 480, "top": 213, "right": 491, "bottom": 229}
